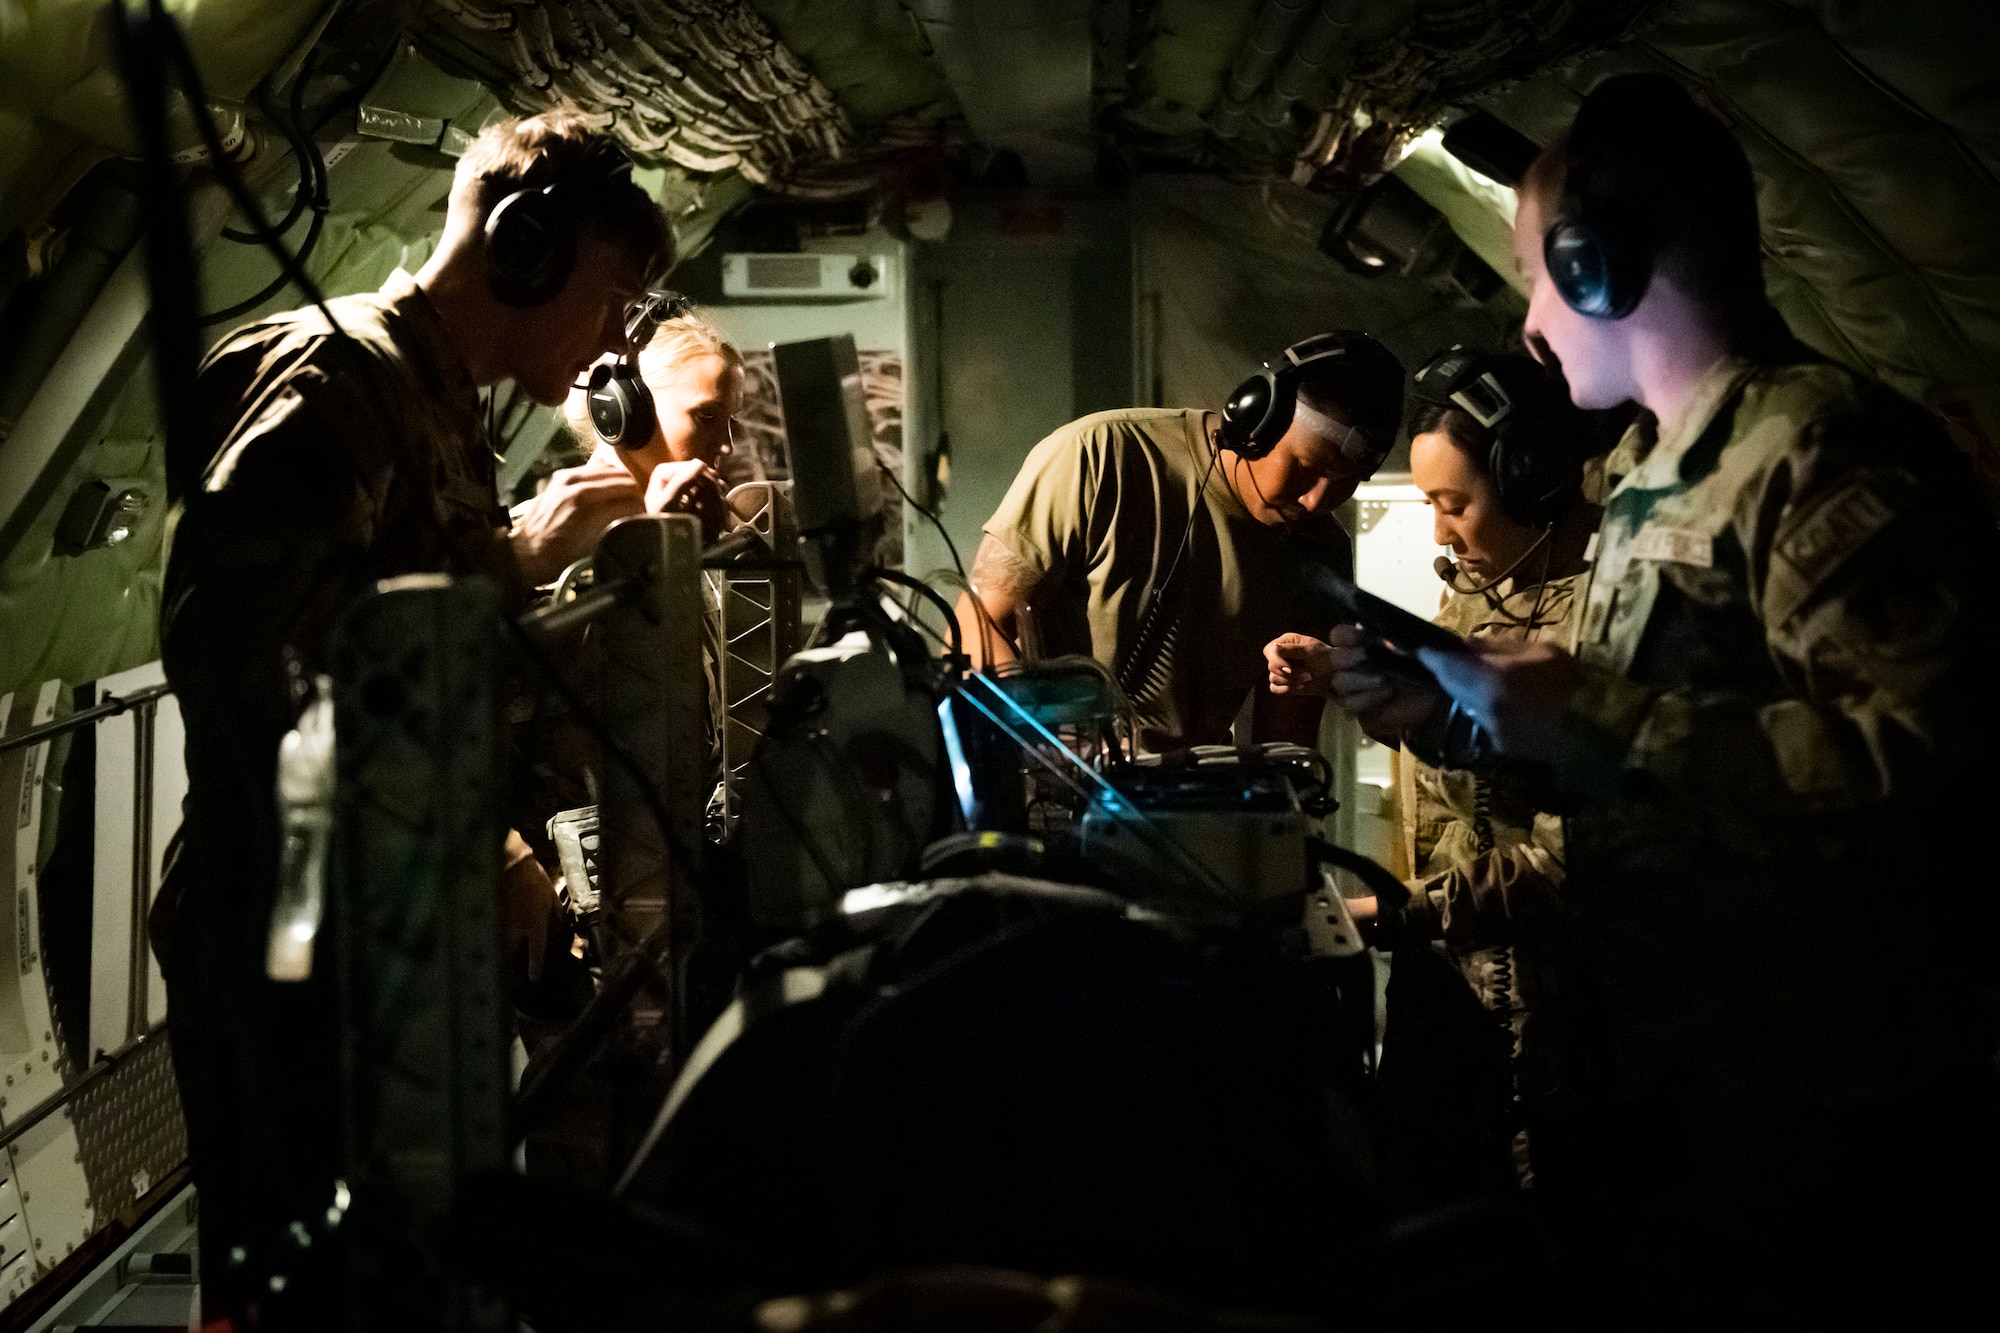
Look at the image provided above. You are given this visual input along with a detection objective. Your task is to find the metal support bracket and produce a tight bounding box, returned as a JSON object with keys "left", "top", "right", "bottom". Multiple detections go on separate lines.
{"left": 708, "top": 482, "right": 803, "bottom": 832}
{"left": 330, "top": 572, "right": 509, "bottom": 1331}
{"left": 595, "top": 515, "right": 709, "bottom": 1076}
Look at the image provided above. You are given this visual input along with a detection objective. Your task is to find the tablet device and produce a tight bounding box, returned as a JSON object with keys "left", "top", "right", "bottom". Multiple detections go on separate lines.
{"left": 1301, "top": 568, "right": 1467, "bottom": 659}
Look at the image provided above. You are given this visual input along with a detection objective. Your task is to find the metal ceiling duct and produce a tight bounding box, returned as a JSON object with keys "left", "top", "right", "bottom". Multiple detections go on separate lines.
{"left": 903, "top": 0, "right": 1095, "bottom": 188}
{"left": 1254, "top": 0, "right": 1368, "bottom": 130}
{"left": 1211, "top": 0, "right": 1313, "bottom": 140}
{"left": 426, "top": 0, "right": 851, "bottom": 187}
{"left": 1212, "top": 0, "right": 1368, "bottom": 143}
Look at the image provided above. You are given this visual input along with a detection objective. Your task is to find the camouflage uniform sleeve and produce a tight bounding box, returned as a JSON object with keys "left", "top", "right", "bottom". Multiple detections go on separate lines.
{"left": 167, "top": 363, "right": 388, "bottom": 737}
{"left": 1559, "top": 403, "right": 1984, "bottom": 815}
{"left": 1401, "top": 809, "right": 1566, "bottom": 949}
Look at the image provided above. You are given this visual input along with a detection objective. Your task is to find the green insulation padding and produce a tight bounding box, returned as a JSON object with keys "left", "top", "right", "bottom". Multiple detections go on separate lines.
{"left": 1776, "top": 0, "right": 2000, "bottom": 176}
{"left": 0, "top": 393, "right": 168, "bottom": 696}
{"left": 1122, "top": 0, "right": 1262, "bottom": 136}
{"left": 1136, "top": 176, "right": 1519, "bottom": 426}
{"left": 1394, "top": 128, "right": 1524, "bottom": 297}
{"left": 747, "top": 0, "right": 958, "bottom": 124}
{"left": 364, "top": 36, "right": 490, "bottom": 128}
{"left": 0, "top": 0, "right": 333, "bottom": 240}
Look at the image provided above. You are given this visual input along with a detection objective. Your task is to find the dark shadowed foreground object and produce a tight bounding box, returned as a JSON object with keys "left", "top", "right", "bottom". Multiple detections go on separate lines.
{"left": 625, "top": 878, "right": 1377, "bottom": 1313}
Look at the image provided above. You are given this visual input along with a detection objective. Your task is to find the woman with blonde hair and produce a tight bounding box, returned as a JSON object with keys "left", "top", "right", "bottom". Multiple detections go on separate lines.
{"left": 566, "top": 305, "right": 746, "bottom": 540}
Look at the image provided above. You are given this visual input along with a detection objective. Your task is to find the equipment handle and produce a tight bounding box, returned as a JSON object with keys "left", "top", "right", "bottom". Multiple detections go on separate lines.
{"left": 1306, "top": 836, "right": 1410, "bottom": 912}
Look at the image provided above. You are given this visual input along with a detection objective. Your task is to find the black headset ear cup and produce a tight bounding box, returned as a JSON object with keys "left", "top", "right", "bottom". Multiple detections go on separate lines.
{"left": 1543, "top": 216, "right": 1647, "bottom": 320}
{"left": 1487, "top": 403, "right": 1581, "bottom": 530}
{"left": 1221, "top": 332, "right": 1392, "bottom": 464}
{"left": 1220, "top": 368, "right": 1286, "bottom": 460}
{"left": 588, "top": 362, "right": 657, "bottom": 449}
{"left": 1415, "top": 347, "right": 1580, "bottom": 529}
{"left": 1544, "top": 82, "right": 1654, "bottom": 321}
{"left": 485, "top": 185, "right": 578, "bottom": 308}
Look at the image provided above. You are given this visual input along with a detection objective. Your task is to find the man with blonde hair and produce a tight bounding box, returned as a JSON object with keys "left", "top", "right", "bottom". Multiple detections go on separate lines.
{"left": 157, "top": 108, "right": 675, "bottom": 1307}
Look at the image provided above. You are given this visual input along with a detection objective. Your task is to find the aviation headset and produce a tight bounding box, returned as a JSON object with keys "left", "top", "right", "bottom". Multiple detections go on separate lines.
{"left": 1411, "top": 345, "right": 1580, "bottom": 531}
{"left": 1542, "top": 72, "right": 1740, "bottom": 321}
{"left": 482, "top": 156, "right": 689, "bottom": 450}
{"left": 584, "top": 288, "right": 692, "bottom": 450}
{"left": 1218, "top": 330, "right": 1394, "bottom": 470}
{"left": 1120, "top": 332, "right": 1397, "bottom": 700}
{"left": 483, "top": 149, "right": 649, "bottom": 306}
{"left": 1540, "top": 82, "right": 1655, "bottom": 321}
{"left": 486, "top": 176, "right": 605, "bottom": 308}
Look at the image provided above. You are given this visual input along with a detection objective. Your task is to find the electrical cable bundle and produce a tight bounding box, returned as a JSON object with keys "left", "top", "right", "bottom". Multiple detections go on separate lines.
{"left": 112, "top": 0, "right": 359, "bottom": 500}
{"left": 204, "top": 44, "right": 331, "bottom": 325}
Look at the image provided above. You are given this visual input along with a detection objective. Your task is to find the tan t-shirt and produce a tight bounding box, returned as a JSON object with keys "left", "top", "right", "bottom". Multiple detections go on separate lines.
{"left": 983, "top": 407, "right": 1350, "bottom": 749}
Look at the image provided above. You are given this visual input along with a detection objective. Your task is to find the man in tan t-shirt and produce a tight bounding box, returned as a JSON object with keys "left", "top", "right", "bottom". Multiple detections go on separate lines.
{"left": 955, "top": 335, "right": 1404, "bottom": 750}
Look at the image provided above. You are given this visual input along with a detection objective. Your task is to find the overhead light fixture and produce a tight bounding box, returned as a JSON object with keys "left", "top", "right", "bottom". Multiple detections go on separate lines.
{"left": 1438, "top": 111, "right": 1541, "bottom": 188}
{"left": 52, "top": 478, "right": 149, "bottom": 556}
{"left": 1319, "top": 175, "right": 1503, "bottom": 304}
{"left": 1322, "top": 175, "right": 1451, "bottom": 275}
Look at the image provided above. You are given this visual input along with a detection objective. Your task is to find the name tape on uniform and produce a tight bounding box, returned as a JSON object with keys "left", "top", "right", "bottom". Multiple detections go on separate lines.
{"left": 1629, "top": 522, "right": 1713, "bottom": 568}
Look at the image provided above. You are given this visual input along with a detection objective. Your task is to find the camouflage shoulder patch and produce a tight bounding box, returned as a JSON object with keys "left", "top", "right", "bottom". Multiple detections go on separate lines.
{"left": 1775, "top": 482, "right": 1895, "bottom": 587}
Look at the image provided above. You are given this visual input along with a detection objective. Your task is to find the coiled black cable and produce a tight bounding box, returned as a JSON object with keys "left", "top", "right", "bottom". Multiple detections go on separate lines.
{"left": 870, "top": 563, "right": 963, "bottom": 662}
{"left": 1467, "top": 774, "right": 1519, "bottom": 1049}
{"left": 203, "top": 50, "right": 333, "bottom": 325}
{"left": 1118, "top": 425, "right": 1224, "bottom": 706}
{"left": 1472, "top": 774, "right": 1495, "bottom": 855}
{"left": 220, "top": 42, "right": 322, "bottom": 244}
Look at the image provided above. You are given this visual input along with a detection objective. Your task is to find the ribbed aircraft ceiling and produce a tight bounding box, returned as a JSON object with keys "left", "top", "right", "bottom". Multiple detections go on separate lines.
{"left": 396, "top": 1, "right": 2000, "bottom": 447}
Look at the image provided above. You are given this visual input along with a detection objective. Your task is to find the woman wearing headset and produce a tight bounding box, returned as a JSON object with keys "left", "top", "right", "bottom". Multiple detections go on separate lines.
{"left": 565, "top": 304, "right": 746, "bottom": 541}
{"left": 1266, "top": 349, "right": 1601, "bottom": 1202}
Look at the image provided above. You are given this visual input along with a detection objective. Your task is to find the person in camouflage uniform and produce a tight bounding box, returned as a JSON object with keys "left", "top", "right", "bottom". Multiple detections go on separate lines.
{"left": 1268, "top": 352, "right": 1603, "bottom": 1204}
{"left": 153, "top": 110, "right": 673, "bottom": 1309}
{"left": 1313, "top": 76, "right": 1997, "bottom": 1321}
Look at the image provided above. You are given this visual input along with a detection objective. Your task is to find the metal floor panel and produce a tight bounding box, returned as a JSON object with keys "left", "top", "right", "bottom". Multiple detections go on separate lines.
{"left": 68, "top": 1036, "right": 185, "bottom": 1231}
{"left": 21, "top": 1184, "right": 194, "bottom": 1333}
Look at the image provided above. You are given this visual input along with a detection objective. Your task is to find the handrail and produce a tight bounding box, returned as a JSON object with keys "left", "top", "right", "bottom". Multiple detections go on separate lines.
{"left": 127, "top": 700, "right": 157, "bottom": 1042}
{"left": 0, "top": 683, "right": 172, "bottom": 755}
{"left": 0, "top": 678, "right": 178, "bottom": 1158}
{"left": 0, "top": 1023, "right": 168, "bottom": 1156}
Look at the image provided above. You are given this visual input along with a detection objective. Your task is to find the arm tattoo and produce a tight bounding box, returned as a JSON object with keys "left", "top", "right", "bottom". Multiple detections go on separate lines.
{"left": 969, "top": 535, "right": 1040, "bottom": 603}
{"left": 961, "top": 536, "right": 1043, "bottom": 667}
